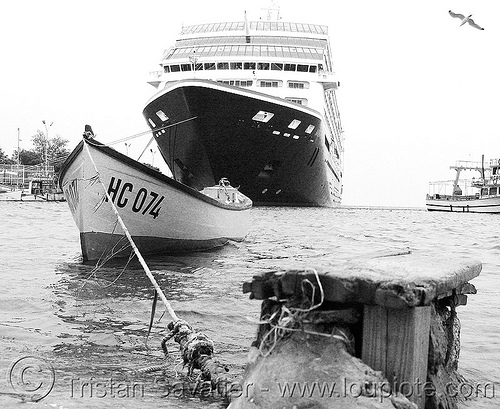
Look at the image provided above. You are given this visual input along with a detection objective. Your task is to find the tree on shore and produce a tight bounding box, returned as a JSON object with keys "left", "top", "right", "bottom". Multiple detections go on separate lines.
{"left": 5, "top": 130, "right": 71, "bottom": 169}
{"left": 0, "top": 147, "right": 13, "bottom": 164}
{"left": 30, "top": 130, "right": 70, "bottom": 168}
{"left": 16, "top": 149, "right": 42, "bottom": 166}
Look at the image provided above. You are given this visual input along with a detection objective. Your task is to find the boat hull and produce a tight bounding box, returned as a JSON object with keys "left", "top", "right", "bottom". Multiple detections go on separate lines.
{"left": 143, "top": 80, "right": 342, "bottom": 207}
{"left": 59, "top": 138, "right": 251, "bottom": 261}
{"left": 426, "top": 197, "right": 500, "bottom": 213}
{"left": 0, "top": 188, "right": 22, "bottom": 201}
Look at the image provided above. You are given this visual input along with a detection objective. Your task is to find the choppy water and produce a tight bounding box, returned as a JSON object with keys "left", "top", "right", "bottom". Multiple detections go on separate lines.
{"left": 0, "top": 202, "right": 499, "bottom": 408}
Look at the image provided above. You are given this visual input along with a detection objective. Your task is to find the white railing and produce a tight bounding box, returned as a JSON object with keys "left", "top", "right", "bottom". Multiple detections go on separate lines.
{"left": 0, "top": 164, "right": 55, "bottom": 187}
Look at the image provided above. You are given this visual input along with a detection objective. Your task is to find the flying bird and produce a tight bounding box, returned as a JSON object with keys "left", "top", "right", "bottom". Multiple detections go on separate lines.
{"left": 449, "top": 10, "right": 485, "bottom": 30}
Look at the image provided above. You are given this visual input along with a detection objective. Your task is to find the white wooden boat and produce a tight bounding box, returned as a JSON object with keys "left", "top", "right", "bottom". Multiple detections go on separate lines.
{"left": 0, "top": 186, "right": 23, "bottom": 201}
{"left": 426, "top": 156, "right": 500, "bottom": 213}
{"left": 59, "top": 136, "right": 252, "bottom": 261}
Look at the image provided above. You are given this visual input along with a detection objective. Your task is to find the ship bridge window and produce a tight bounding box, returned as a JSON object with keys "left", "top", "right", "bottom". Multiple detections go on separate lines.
{"left": 170, "top": 65, "right": 181, "bottom": 72}
{"left": 285, "top": 98, "right": 308, "bottom": 106}
{"left": 271, "top": 63, "right": 283, "bottom": 71}
{"left": 309, "top": 66, "right": 317, "bottom": 73}
{"left": 230, "top": 62, "right": 243, "bottom": 70}
{"left": 194, "top": 63, "right": 203, "bottom": 71}
{"left": 288, "top": 81, "right": 309, "bottom": 89}
{"left": 259, "top": 80, "right": 282, "bottom": 88}
{"left": 297, "top": 64, "right": 309, "bottom": 72}
{"left": 181, "top": 64, "right": 192, "bottom": 71}
{"left": 163, "top": 66, "right": 170, "bottom": 73}
{"left": 257, "top": 62, "right": 270, "bottom": 70}
{"left": 490, "top": 187, "right": 498, "bottom": 196}
{"left": 217, "top": 62, "right": 229, "bottom": 70}
{"left": 244, "top": 62, "right": 256, "bottom": 70}
{"left": 218, "top": 80, "right": 253, "bottom": 87}
{"left": 296, "top": 49, "right": 308, "bottom": 59}
{"left": 284, "top": 64, "right": 296, "bottom": 71}
{"left": 204, "top": 62, "right": 216, "bottom": 70}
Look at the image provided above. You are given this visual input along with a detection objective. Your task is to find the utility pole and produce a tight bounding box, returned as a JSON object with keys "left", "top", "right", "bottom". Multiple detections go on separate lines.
{"left": 17, "top": 128, "right": 21, "bottom": 166}
{"left": 17, "top": 128, "right": 21, "bottom": 188}
{"left": 42, "top": 120, "right": 53, "bottom": 178}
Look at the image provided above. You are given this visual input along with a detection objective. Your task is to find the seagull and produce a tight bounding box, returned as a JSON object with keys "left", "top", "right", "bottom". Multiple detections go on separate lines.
{"left": 449, "top": 10, "right": 485, "bottom": 30}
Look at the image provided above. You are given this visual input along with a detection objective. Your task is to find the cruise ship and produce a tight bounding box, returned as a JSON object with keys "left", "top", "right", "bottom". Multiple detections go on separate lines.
{"left": 142, "top": 10, "right": 344, "bottom": 207}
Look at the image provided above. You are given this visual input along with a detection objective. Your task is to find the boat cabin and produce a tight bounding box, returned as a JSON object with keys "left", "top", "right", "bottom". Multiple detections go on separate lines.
{"left": 201, "top": 185, "right": 244, "bottom": 204}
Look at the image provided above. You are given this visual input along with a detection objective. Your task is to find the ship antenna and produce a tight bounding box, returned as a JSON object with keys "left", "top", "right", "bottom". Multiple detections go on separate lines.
{"left": 261, "top": 0, "right": 281, "bottom": 21}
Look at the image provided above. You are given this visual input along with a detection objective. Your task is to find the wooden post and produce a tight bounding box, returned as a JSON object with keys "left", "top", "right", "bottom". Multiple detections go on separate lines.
{"left": 362, "top": 305, "right": 431, "bottom": 409}
{"left": 238, "top": 253, "right": 482, "bottom": 409}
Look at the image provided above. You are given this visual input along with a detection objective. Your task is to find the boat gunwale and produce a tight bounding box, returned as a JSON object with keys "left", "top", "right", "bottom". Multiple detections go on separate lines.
{"left": 59, "top": 137, "right": 252, "bottom": 211}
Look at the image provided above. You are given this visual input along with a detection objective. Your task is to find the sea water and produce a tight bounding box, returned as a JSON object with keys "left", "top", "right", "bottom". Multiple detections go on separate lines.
{"left": 0, "top": 202, "right": 498, "bottom": 408}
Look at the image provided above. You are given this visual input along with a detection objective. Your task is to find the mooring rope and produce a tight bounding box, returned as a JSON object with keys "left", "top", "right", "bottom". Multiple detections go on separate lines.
{"left": 106, "top": 116, "right": 198, "bottom": 147}
{"left": 84, "top": 139, "right": 230, "bottom": 385}
{"left": 83, "top": 140, "right": 180, "bottom": 322}
{"left": 254, "top": 268, "right": 351, "bottom": 357}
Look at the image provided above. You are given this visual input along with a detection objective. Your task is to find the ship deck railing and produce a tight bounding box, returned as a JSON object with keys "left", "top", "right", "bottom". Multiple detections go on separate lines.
{"left": 426, "top": 193, "right": 480, "bottom": 201}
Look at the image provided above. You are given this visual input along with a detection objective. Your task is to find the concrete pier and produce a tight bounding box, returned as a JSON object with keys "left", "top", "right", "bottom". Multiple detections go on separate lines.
{"left": 230, "top": 252, "right": 481, "bottom": 409}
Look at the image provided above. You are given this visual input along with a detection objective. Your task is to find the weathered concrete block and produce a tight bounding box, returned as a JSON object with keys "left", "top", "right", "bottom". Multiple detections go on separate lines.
{"left": 228, "top": 331, "right": 416, "bottom": 409}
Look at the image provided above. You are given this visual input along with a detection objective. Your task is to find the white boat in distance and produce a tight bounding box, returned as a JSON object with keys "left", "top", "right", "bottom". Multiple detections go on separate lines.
{"left": 426, "top": 157, "right": 500, "bottom": 213}
{"left": 0, "top": 185, "right": 23, "bottom": 201}
{"left": 59, "top": 136, "right": 252, "bottom": 261}
{"left": 144, "top": 9, "right": 344, "bottom": 207}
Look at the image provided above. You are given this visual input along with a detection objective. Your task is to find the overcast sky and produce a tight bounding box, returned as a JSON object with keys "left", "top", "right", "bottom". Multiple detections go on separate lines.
{"left": 0, "top": 0, "right": 497, "bottom": 207}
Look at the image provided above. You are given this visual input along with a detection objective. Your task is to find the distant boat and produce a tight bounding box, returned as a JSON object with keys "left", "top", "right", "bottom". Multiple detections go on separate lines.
{"left": 0, "top": 185, "right": 23, "bottom": 201}
{"left": 1, "top": 163, "right": 65, "bottom": 202}
{"left": 426, "top": 156, "right": 500, "bottom": 213}
{"left": 19, "top": 180, "right": 66, "bottom": 202}
{"left": 59, "top": 136, "right": 252, "bottom": 261}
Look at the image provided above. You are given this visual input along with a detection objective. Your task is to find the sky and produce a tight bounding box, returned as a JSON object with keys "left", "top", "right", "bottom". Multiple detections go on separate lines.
{"left": 0, "top": 0, "right": 498, "bottom": 208}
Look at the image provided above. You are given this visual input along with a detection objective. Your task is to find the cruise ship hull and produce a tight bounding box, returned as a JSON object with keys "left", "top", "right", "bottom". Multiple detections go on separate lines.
{"left": 143, "top": 80, "right": 342, "bottom": 207}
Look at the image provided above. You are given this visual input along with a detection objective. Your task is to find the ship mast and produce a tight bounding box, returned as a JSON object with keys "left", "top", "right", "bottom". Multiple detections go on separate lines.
{"left": 261, "top": 0, "right": 281, "bottom": 21}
